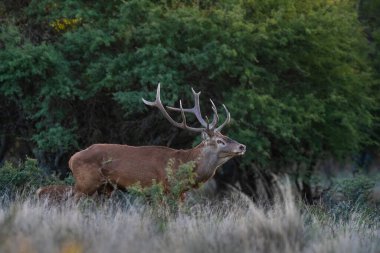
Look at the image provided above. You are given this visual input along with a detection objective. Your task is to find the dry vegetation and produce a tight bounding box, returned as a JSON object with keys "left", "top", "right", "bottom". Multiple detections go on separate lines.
{"left": 0, "top": 182, "right": 379, "bottom": 253}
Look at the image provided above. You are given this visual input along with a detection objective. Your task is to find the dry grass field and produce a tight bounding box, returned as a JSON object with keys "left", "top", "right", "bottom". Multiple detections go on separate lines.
{"left": 0, "top": 182, "right": 379, "bottom": 253}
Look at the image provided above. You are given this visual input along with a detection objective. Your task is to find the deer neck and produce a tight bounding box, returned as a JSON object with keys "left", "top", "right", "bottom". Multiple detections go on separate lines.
{"left": 187, "top": 142, "right": 230, "bottom": 184}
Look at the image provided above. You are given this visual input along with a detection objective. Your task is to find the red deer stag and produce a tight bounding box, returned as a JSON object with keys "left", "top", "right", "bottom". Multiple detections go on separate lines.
{"left": 39, "top": 84, "right": 246, "bottom": 200}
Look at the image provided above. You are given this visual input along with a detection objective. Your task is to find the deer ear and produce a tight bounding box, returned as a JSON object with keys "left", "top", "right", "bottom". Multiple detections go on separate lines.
{"left": 201, "top": 131, "right": 210, "bottom": 141}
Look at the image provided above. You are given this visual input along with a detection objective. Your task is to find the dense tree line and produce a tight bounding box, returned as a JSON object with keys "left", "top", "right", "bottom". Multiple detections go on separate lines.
{"left": 1, "top": 0, "right": 379, "bottom": 200}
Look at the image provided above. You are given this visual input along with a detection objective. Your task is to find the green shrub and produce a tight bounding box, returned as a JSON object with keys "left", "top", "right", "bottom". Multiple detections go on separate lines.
{"left": 333, "top": 173, "right": 378, "bottom": 205}
{"left": 0, "top": 158, "right": 73, "bottom": 195}
{"left": 128, "top": 159, "right": 197, "bottom": 230}
{"left": 321, "top": 173, "right": 380, "bottom": 222}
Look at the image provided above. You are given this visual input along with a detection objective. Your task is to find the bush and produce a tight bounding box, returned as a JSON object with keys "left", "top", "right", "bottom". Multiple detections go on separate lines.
{"left": 0, "top": 158, "right": 73, "bottom": 195}
{"left": 319, "top": 172, "right": 380, "bottom": 222}
{"left": 128, "top": 159, "right": 197, "bottom": 229}
{"left": 335, "top": 174, "right": 376, "bottom": 204}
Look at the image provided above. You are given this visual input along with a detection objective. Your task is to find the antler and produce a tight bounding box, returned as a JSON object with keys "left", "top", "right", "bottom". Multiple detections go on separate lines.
{"left": 166, "top": 88, "right": 208, "bottom": 126}
{"left": 215, "top": 104, "right": 230, "bottom": 132}
{"left": 142, "top": 83, "right": 205, "bottom": 133}
{"left": 142, "top": 83, "right": 231, "bottom": 133}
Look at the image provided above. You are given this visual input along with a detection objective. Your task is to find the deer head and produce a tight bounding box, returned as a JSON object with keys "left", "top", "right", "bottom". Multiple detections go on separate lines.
{"left": 142, "top": 84, "right": 246, "bottom": 166}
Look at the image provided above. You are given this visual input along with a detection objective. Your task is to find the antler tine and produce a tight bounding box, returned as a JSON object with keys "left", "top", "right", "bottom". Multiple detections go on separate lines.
{"left": 166, "top": 88, "right": 208, "bottom": 128}
{"left": 179, "top": 100, "right": 187, "bottom": 127}
{"left": 215, "top": 104, "right": 231, "bottom": 132}
{"left": 209, "top": 99, "right": 219, "bottom": 130}
{"left": 142, "top": 83, "right": 205, "bottom": 133}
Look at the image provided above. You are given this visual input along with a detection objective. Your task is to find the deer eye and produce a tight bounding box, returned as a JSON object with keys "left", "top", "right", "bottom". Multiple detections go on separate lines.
{"left": 217, "top": 139, "right": 225, "bottom": 145}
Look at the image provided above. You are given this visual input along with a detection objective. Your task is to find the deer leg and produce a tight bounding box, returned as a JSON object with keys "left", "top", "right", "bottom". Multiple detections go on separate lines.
{"left": 97, "top": 183, "right": 115, "bottom": 198}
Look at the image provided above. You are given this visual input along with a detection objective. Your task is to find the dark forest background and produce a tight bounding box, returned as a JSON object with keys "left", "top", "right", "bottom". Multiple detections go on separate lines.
{"left": 1, "top": 0, "right": 379, "bottom": 202}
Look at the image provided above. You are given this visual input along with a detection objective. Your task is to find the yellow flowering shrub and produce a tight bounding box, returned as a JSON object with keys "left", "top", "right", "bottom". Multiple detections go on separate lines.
{"left": 50, "top": 18, "right": 82, "bottom": 32}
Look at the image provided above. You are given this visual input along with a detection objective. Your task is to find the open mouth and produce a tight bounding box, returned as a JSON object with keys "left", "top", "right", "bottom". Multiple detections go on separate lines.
{"left": 219, "top": 151, "right": 245, "bottom": 158}
{"left": 233, "top": 151, "right": 245, "bottom": 156}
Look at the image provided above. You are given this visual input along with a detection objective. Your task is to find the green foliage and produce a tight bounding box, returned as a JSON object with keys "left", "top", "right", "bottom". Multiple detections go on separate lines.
{"left": 359, "top": 0, "right": 380, "bottom": 147}
{"left": 318, "top": 172, "right": 380, "bottom": 222}
{"left": 32, "top": 125, "right": 78, "bottom": 152}
{"left": 165, "top": 159, "right": 197, "bottom": 198}
{"left": 128, "top": 159, "right": 196, "bottom": 229}
{"left": 0, "top": 158, "right": 73, "bottom": 194}
{"left": 333, "top": 173, "right": 379, "bottom": 205}
{"left": 359, "top": 0, "right": 380, "bottom": 73}
{"left": 224, "top": 0, "right": 375, "bottom": 169}
{"left": 0, "top": 0, "right": 379, "bottom": 182}
{"left": 0, "top": 159, "right": 43, "bottom": 192}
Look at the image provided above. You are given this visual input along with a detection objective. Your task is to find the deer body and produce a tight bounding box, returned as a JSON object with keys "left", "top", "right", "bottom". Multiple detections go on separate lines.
{"left": 70, "top": 134, "right": 242, "bottom": 196}
{"left": 36, "top": 185, "right": 74, "bottom": 202}
{"left": 70, "top": 144, "right": 201, "bottom": 194}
